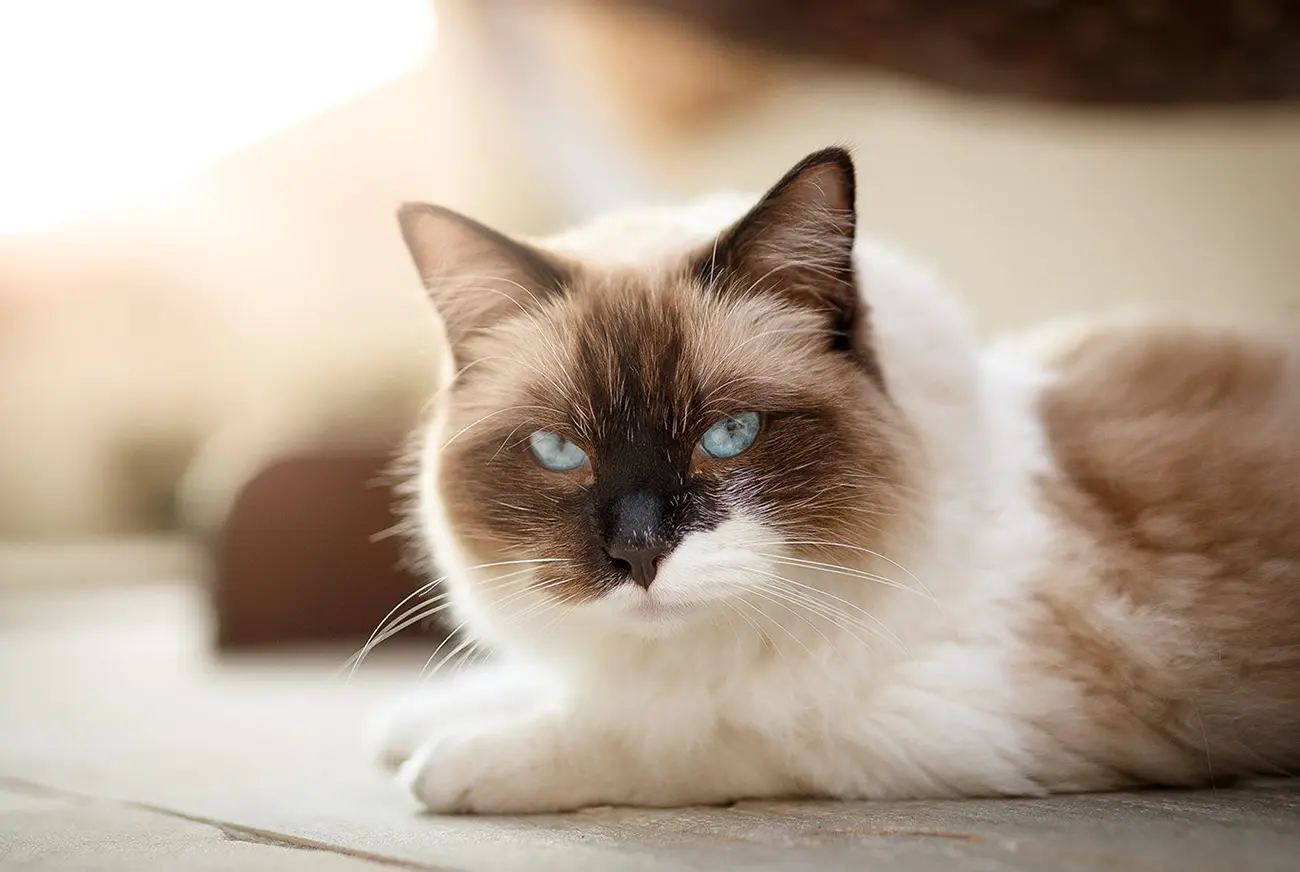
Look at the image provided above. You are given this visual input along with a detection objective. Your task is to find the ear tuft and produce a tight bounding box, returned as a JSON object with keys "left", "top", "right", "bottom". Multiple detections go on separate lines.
{"left": 396, "top": 203, "right": 568, "bottom": 362}
{"left": 700, "top": 147, "right": 857, "bottom": 303}
{"left": 698, "top": 147, "right": 866, "bottom": 351}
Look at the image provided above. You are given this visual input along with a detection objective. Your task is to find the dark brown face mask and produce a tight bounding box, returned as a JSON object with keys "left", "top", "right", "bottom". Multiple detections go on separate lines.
{"left": 395, "top": 147, "right": 908, "bottom": 602}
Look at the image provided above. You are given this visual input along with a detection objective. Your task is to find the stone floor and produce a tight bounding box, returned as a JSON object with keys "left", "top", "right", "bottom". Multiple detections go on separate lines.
{"left": 2, "top": 580, "right": 1299, "bottom": 871}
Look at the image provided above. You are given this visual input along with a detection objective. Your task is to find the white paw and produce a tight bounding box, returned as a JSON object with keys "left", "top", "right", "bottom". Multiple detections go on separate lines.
{"left": 399, "top": 717, "right": 587, "bottom": 814}
{"left": 365, "top": 693, "right": 443, "bottom": 769}
{"left": 365, "top": 665, "right": 548, "bottom": 769}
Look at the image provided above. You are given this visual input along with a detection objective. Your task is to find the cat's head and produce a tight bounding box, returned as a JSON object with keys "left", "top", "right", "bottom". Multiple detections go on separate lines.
{"left": 399, "top": 148, "right": 916, "bottom": 639}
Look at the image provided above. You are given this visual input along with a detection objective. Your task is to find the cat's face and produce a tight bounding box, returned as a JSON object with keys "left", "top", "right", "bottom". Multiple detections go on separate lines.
{"left": 401, "top": 149, "right": 914, "bottom": 636}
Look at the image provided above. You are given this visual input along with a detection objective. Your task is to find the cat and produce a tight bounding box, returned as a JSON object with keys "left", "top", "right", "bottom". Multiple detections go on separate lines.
{"left": 368, "top": 146, "right": 1300, "bottom": 814}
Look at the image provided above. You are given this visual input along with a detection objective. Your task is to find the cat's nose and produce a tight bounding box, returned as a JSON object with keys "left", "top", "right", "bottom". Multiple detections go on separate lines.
{"left": 600, "top": 490, "right": 671, "bottom": 588}
{"left": 604, "top": 543, "right": 667, "bottom": 589}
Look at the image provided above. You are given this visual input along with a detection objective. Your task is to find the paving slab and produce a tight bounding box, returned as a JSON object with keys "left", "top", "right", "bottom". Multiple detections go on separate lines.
{"left": 0, "top": 782, "right": 413, "bottom": 871}
{"left": 2, "top": 582, "right": 1298, "bottom": 871}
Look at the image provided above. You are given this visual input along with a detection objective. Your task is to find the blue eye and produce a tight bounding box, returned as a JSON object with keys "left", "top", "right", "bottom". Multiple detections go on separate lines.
{"left": 699, "top": 412, "right": 761, "bottom": 459}
{"left": 528, "top": 430, "right": 589, "bottom": 472}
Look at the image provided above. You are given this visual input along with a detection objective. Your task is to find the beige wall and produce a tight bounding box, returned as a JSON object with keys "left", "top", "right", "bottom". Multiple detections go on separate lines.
{"left": 546, "top": 6, "right": 1300, "bottom": 335}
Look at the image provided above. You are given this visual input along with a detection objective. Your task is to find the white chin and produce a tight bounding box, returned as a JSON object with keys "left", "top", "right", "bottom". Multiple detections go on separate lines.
{"left": 595, "top": 586, "right": 699, "bottom": 636}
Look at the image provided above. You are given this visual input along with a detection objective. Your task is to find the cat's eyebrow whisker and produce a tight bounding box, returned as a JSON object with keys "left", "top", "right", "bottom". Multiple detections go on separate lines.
{"left": 487, "top": 421, "right": 533, "bottom": 466}
{"left": 437, "top": 278, "right": 552, "bottom": 344}
{"left": 418, "top": 354, "right": 511, "bottom": 411}
{"left": 454, "top": 350, "right": 572, "bottom": 404}
{"left": 436, "top": 404, "right": 565, "bottom": 455}
{"left": 488, "top": 498, "right": 533, "bottom": 513}
{"left": 699, "top": 327, "right": 832, "bottom": 399}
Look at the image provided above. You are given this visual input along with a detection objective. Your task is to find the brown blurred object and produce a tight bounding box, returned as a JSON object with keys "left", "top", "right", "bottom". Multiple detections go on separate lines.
{"left": 544, "top": 4, "right": 775, "bottom": 138}
{"left": 614, "top": 0, "right": 1300, "bottom": 104}
{"left": 210, "top": 452, "right": 442, "bottom": 650}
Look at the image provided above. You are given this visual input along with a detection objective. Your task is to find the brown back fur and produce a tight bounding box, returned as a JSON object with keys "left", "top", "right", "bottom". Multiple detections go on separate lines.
{"left": 1029, "top": 323, "right": 1300, "bottom": 787}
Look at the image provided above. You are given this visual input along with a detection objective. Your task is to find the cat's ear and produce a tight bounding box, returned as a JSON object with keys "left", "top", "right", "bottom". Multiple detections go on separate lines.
{"left": 397, "top": 203, "right": 568, "bottom": 361}
{"left": 699, "top": 147, "right": 867, "bottom": 358}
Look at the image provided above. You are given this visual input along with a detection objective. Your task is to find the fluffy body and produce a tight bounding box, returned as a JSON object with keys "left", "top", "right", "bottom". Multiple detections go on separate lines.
{"left": 371, "top": 158, "right": 1300, "bottom": 813}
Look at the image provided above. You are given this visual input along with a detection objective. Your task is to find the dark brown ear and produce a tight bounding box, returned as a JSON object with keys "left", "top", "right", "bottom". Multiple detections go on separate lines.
{"left": 698, "top": 147, "right": 869, "bottom": 363}
{"left": 397, "top": 203, "right": 568, "bottom": 363}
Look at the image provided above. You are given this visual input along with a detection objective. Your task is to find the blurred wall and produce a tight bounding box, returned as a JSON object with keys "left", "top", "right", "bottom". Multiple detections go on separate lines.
{"left": 544, "top": 4, "right": 1300, "bottom": 334}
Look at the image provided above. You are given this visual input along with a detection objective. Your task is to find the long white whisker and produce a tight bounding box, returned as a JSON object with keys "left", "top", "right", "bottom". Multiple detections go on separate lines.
{"left": 768, "top": 571, "right": 905, "bottom": 649}
{"left": 750, "top": 579, "right": 881, "bottom": 661}
{"left": 440, "top": 405, "right": 563, "bottom": 452}
{"left": 742, "top": 585, "right": 837, "bottom": 660}
{"left": 340, "top": 558, "right": 569, "bottom": 679}
{"left": 746, "top": 566, "right": 903, "bottom": 651}
{"left": 777, "top": 540, "right": 933, "bottom": 598}
{"left": 421, "top": 632, "right": 480, "bottom": 682}
{"left": 760, "top": 554, "right": 933, "bottom": 601}
{"left": 723, "top": 537, "right": 933, "bottom": 600}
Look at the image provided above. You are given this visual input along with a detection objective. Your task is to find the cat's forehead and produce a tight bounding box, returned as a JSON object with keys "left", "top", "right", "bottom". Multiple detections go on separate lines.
{"left": 538, "top": 194, "right": 754, "bottom": 270}
{"left": 464, "top": 195, "right": 845, "bottom": 428}
{"left": 506, "top": 276, "right": 832, "bottom": 437}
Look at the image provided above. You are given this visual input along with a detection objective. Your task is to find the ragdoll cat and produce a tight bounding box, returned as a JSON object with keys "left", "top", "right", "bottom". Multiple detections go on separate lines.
{"left": 369, "top": 147, "right": 1300, "bottom": 814}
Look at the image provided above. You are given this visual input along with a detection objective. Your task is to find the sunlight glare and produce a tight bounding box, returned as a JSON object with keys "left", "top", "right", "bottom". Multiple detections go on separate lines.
{"left": 0, "top": 0, "right": 436, "bottom": 235}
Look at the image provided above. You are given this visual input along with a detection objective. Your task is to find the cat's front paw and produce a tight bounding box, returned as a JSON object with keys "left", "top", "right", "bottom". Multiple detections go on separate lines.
{"left": 365, "top": 692, "right": 441, "bottom": 769}
{"left": 365, "top": 666, "right": 543, "bottom": 769}
{"left": 399, "top": 717, "right": 593, "bottom": 814}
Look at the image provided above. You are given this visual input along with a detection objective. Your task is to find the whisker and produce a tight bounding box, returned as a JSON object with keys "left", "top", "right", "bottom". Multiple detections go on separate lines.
{"left": 749, "top": 579, "right": 880, "bottom": 661}
{"left": 724, "top": 537, "right": 933, "bottom": 601}
{"left": 746, "top": 567, "right": 903, "bottom": 651}
{"left": 778, "top": 540, "right": 933, "bottom": 598}
{"left": 759, "top": 554, "right": 933, "bottom": 601}
{"left": 339, "top": 558, "right": 568, "bottom": 679}
{"left": 743, "top": 585, "right": 837, "bottom": 660}
{"left": 439, "top": 404, "right": 564, "bottom": 452}
{"left": 340, "top": 584, "right": 500, "bottom": 679}
{"left": 420, "top": 631, "right": 481, "bottom": 682}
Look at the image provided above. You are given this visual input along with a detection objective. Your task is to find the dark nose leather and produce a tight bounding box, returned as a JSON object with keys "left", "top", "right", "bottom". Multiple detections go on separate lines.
{"left": 601, "top": 490, "right": 672, "bottom": 588}
{"left": 604, "top": 543, "right": 667, "bottom": 589}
